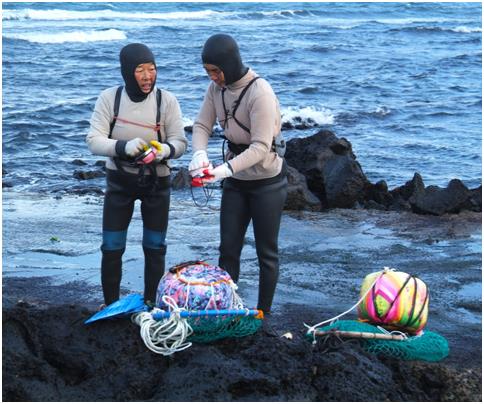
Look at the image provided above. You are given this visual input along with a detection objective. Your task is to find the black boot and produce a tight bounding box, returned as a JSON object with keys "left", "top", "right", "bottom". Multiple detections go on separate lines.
{"left": 143, "top": 246, "right": 166, "bottom": 305}
{"left": 101, "top": 249, "right": 124, "bottom": 305}
{"left": 261, "top": 312, "right": 280, "bottom": 338}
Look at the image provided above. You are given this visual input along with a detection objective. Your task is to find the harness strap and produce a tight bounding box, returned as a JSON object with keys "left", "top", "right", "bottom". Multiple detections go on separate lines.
{"left": 221, "top": 76, "right": 260, "bottom": 134}
{"left": 156, "top": 87, "right": 162, "bottom": 141}
{"left": 232, "top": 77, "right": 260, "bottom": 127}
{"left": 109, "top": 86, "right": 123, "bottom": 137}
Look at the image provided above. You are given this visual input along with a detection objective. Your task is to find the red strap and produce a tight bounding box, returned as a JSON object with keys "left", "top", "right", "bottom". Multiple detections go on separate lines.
{"left": 115, "top": 117, "right": 159, "bottom": 131}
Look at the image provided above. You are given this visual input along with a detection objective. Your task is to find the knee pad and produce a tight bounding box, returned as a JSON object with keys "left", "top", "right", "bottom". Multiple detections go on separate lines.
{"left": 101, "top": 230, "right": 128, "bottom": 251}
{"left": 142, "top": 227, "right": 167, "bottom": 250}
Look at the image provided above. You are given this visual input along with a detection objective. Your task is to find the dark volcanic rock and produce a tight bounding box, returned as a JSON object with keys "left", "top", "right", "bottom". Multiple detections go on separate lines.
{"left": 284, "top": 165, "right": 321, "bottom": 211}
{"left": 409, "top": 179, "right": 471, "bottom": 215}
{"left": 171, "top": 167, "right": 192, "bottom": 190}
{"left": 71, "top": 159, "right": 88, "bottom": 166}
{"left": 323, "top": 154, "right": 368, "bottom": 208}
{"left": 362, "top": 180, "right": 393, "bottom": 210}
{"left": 466, "top": 185, "right": 482, "bottom": 212}
{"left": 73, "top": 170, "right": 105, "bottom": 181}
{"left": 284, "top": 131, "right": 481, "bottom": 215}
{"left": 94, "top": 160, "right": 106, "bottom": 168}
{"left": 2, "top": 293, "right": 481, "bottom": 402}
{"left": 285, "top": 130, "right": 369, "bottom": 209}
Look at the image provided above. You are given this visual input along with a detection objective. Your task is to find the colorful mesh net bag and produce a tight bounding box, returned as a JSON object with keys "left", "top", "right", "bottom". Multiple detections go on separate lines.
{"left": 357, "top": 270, "right": 429, "bottom": 335}
{"left": 133, "top": 261, "right": 262, "bottom": 355}
{"left": 156, "top": 261, "right": 238, "bottom": 310}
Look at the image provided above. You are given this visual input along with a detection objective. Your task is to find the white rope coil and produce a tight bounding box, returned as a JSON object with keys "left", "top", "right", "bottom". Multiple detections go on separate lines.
{"left": 131, "top": 295, "right": 193, "bottom": 356}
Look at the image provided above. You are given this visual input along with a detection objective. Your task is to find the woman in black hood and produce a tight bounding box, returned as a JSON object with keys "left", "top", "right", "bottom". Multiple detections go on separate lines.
{"left": 87, "top": 43, "right": 188, "bottom": 307}
{"left": 120, "top": 43, "right": 157, "bottom": 102}
{"left": 189, "top": 34, "right": 288, "bottom": 335}
{"left": 201, "top": 33, "right": 248, "bottom": 86}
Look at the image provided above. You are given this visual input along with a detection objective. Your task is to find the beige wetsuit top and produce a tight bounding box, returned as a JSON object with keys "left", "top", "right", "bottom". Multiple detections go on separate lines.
{"left": 192, "top": 69, "right": 283, "bottom": 181}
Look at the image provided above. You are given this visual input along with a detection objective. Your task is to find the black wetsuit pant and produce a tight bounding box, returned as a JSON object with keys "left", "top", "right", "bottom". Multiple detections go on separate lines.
{"left": 101, "top": 169, "right": 170, "bottom": 305}
{"left": 219, "top": 172, "right": 287, "bottom": 313}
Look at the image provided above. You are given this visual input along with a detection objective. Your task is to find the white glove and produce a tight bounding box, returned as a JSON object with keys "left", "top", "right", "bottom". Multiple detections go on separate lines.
{"left": 149, "top": 140, "right": 170, "bottom": 161}
{"left": 189, "top": 150, "right": 212, "bottom": 177}
{"left": 203, "top": 163, "right": 233, "bottom": 184}
{"left": 125, "top": 138, "right": 148, "bottom": 157}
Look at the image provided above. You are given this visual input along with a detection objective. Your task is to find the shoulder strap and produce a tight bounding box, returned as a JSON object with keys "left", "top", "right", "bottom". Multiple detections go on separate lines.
{"left": 231, "top": 77, "right": 260, "bottom": 134}
{"left": 109, "top": 86, "right": 123, "bottom": 139}
{"left": 156, "top": 88, "right": 162, "bottom": 142}
{"left": 232, "top": 77, "right": 260, "bottom": 118}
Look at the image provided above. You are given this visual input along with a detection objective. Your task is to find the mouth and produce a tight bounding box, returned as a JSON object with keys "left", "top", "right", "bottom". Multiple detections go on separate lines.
{"left": 140, "top": 82, "right": 152, "bottom": 92}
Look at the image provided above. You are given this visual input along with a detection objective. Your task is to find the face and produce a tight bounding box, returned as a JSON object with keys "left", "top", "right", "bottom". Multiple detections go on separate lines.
{"left": 134, "top": 62, "right": 156, "bottom": 93}
{"left": 204, "top": 63, "right": 225, "bottom": 87}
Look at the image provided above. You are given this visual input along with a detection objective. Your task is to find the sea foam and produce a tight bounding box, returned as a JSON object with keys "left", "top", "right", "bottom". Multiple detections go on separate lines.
{"left": 451, "top": 26, "right": 482, "bottom": 33}
{"left": 2, "top": 8, "right": 223, "bottom": 21}
{"left": 281, "top": 106, "right": 335, "bottom": 126}
{"left": 4, "top": 29, "right": 126, "bottom": 44}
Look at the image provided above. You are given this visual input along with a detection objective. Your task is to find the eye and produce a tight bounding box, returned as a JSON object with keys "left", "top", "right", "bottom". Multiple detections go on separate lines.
{"left": 205, "top": 68, "right": 220, "bottom": 75}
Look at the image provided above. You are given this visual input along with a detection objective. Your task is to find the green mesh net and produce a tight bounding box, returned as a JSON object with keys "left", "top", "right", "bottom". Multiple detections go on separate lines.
{"left": 187, "top": 315, "right": 263, "bottom": 343}
{"left": 306, "top": 320, "right": 449, "bottom": 362}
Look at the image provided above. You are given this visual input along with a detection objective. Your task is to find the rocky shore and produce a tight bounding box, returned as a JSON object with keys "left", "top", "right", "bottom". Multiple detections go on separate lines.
{"left": 2, "top": 277, "right": 482, "bottom": 402}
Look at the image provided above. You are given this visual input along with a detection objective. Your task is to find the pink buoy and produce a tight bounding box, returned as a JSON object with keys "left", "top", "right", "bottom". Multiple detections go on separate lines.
{"left": 357, "top": 270, "right": 429, "bottom": 335}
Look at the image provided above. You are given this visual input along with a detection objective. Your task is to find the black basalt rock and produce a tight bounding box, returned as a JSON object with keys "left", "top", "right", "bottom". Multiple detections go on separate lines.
{"left": 409, "top": 178, "right": 473, "bottom": 215}
{"left": 285, "top": 130, "right": 369, "bottom": 209}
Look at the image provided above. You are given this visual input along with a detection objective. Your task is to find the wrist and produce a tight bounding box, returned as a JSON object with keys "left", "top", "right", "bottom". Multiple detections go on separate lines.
{"left": 193, "top": 149, "right": 208, "bottom": 158}
{"left": 226, "top": 161, "right": 234, "bottom": 175}
{"left": 166, "top": 142, "right": 175, "bottom": 159}
{"left": 116, "top": 140, "right": 128, "bottom": 159}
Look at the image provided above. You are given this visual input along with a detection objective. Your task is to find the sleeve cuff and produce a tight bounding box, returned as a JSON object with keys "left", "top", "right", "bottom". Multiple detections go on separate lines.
{"left": 166, "top": 142, "right": 176, "bottom": 159}
{"left": 115, "top": 140, "right": 128, "bottom": 159}
{"left": 226, "top": 161, "right": 234, "bottom": 174}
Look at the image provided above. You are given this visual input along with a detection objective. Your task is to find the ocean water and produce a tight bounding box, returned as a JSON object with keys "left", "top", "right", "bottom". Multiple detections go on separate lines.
{"left": 2, "top": 2, "right": 482, "bottom": 193}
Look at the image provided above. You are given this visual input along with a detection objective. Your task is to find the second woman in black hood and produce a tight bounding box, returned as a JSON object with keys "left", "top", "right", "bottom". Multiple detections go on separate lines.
{"left": 190, "top": 34, "right": 288, "bottom": 336}
{"left": 201, "top": 33, "right": 248, "bottom": 85}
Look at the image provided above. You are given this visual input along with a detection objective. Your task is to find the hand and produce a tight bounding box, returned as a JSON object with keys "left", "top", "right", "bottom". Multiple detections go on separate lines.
{"left": 202, "top": 163, "right": 233, "bottom": 184}
{"left": 189, "top": 150, "right": 212, "bottom": 177}
{"left": 125, "top": 138, "right": 148, "bottom": 157}
{"left": 150, "top": 140, "right": 170, "bottom": 161}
